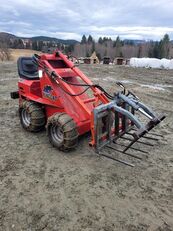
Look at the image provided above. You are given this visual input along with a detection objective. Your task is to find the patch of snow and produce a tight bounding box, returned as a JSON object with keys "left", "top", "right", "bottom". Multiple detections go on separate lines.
{"left": 130, "top": 58, "right": 173, "bottom": 69}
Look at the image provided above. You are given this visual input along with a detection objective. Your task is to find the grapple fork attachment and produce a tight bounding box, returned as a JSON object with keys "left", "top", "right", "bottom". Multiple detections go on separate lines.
{"left": 91, "top": 91, "right": 165, "bottom": 166}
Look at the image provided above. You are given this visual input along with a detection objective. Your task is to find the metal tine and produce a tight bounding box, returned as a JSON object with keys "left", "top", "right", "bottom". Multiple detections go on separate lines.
{"left": 122, "top": 138, "right": 139, "bottom": 153}
{"left": 147, "top": 132, "right": 164, "bottom": 138}
{"left": 141, "top": 136, "right": 159, "bottom": 141}
{"left": 113, "top": 141, "right": 149, "bottom": 154}
{"left": 121, "top": 136, "right": 154, "bottom": 146}
{"left": 106, "top": 145, "right": 142, "bottom": 160}
{"left": 126, "top": 132, "right": 159, "bottom": 141}
{"left": 131, "top": 128, "right": 164, "bottom": 138}
{"left": 99, "top": 152, "right": 134, "bottom": 167}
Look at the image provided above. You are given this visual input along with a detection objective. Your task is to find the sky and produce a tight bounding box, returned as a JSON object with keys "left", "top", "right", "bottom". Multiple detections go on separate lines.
{"left": 0, "top": 0, "right": 173, "bottom": 41}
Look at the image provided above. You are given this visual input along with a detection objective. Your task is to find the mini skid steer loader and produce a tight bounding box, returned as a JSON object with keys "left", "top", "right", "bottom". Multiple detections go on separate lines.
{"left": 11, "top": 50, "right": 165, "bottom": 166}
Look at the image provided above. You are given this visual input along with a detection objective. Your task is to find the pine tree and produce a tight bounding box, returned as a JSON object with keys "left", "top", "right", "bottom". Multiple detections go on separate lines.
{"left": 98, "top": 37, "right": 103, "bottom": 44}
{"left": 81, "top": 35, "right": 87, "bottom": 44}
{"left": 88, "top": 35, "right": 93, "bottom": 44}
{"left": 159, "top": 34, "right": 170, "bottom": 58}
{"left": 114, "top": 36, "right": 122, "bottom": 57}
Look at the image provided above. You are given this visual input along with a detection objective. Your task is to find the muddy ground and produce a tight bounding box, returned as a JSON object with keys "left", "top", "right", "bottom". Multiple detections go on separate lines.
{"left": 0, "top": 62, "right": 173, "bottom": 231}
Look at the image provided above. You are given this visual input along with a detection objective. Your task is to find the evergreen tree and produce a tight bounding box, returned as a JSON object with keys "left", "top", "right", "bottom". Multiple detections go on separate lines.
{"left": 81, "top": 35, "right": 87, "bottom": 44}
{"left": 87, "top": 35, "right": 93, "bottom": 44}
{"left": 159, "top": 34, "right": 170, "bottom": 58}
{"left": 114, "top": 36, "right": 122, "bottom": 57}
{"left": 98, "top": 37, "right": 103, "bottom": 44}
{"left": 103, "top": 37, "right": 109, "bottom": 42}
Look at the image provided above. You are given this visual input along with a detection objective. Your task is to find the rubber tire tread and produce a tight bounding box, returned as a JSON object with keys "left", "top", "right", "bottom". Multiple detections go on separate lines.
{"left": 47, "top": 113, "right": 78, "bottom": 151}
{"left": 19, "top": 100, "right": 45, "bottom": 132}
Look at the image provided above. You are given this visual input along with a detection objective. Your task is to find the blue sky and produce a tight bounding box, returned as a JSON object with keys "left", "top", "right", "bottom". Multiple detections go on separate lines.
{"left": 0, "top": 0, "right": 173, "bottom": 41}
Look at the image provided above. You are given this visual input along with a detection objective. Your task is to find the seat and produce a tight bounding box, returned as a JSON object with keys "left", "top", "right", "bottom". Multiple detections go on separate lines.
{"left": 17, "top": 57, "right": 39, "bottom": 80}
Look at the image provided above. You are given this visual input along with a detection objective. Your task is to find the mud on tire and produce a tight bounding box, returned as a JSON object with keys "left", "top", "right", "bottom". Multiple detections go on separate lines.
{"left": 19, "top": 100, "right": 46, "bottom": 132}
{"left": 47, "top": 113, "right": 78, "bottom": 151}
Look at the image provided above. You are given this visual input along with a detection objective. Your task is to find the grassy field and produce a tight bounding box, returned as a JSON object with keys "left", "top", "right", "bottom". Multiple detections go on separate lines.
{"left": 10, "top": 49, "right": 42, "bottom": 61}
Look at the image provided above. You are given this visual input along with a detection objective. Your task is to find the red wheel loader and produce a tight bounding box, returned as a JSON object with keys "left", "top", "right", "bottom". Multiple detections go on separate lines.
{"left": 11, "top": 50, "right": 165, "bottom": 166}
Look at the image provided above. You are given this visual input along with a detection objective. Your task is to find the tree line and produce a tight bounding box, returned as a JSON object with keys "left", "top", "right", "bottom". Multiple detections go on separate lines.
{"left": 72, "top": 34, "right": 172, "bottom": 60}
{"left": 0, "top": 33, "right": 172, "bottom": 61}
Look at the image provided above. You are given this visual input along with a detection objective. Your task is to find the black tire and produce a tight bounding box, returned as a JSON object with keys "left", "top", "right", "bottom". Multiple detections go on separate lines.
{"left": 47, "top": 113, "right": 78, "bottom": 151}
{"left": 19, "top": 100, "right": 46, "bottom": 132}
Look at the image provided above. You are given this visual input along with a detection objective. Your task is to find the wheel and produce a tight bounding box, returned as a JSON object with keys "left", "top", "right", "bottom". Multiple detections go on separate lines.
{"left": 19, "top": 100, "right": 46, "bottom": 132}
{"left": 47, "top": 113, "right": 78, "bottom": 151}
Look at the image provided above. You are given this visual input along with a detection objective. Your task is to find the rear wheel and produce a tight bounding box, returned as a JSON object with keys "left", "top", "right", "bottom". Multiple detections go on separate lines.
{"left": 19, "top": 100, "right": 46, "bottom": 132}
{"left": 47, "top": 113, "right": 78, "bottom": 151}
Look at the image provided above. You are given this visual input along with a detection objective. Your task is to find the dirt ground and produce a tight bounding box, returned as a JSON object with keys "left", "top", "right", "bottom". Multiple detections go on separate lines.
{"left": 0, "top": 61, "right": 173, "bottom": 231}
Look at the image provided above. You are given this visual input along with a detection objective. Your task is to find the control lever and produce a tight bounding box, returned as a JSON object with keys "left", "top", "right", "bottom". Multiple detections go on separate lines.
{"left": 127, "top": 90, "right": 139, "bottom": 100}
{"left": 116, "top": 82, "right": 126, "bottom": 94}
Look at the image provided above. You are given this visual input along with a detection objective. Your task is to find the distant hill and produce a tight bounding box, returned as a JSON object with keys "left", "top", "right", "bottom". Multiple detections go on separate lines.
{"left": 123, "top": 39, "right": 146, "bottom": 45}
{"left": 29, "top": 36, "right": 78, "bottom": 45}
{"left": 30, "top": 36, "right": 78, "bottom": 45}
{"left": 0, "top": 32, "right": 17, "bottom": 40}
{"left": 0, "top": 32, "right": 79, "bottom": 45}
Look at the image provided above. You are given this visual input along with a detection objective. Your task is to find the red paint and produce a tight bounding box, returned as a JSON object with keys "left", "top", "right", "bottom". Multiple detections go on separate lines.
{"left": 18, "top": 50, "right": 109, "bottom": 145}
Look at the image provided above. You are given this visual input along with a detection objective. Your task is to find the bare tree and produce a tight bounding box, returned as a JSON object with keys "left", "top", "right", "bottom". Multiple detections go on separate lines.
{"left": 0, "top": 42, "right": 11, "bottom": 61}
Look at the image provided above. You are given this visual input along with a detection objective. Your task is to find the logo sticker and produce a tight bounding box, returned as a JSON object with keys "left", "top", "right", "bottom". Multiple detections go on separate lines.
{"left": 43, "top": 85, "right": 57, "bottom": 101}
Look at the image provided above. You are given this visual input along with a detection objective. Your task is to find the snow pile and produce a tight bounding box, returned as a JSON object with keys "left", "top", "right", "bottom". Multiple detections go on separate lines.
{"left": 169, "top": 59, "right": 173, "bottom": 69}
{"left": 130, "top": 58, "right": 173, "bottom": 69}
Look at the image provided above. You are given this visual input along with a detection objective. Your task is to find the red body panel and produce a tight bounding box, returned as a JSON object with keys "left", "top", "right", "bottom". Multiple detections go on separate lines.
{"left": 18, "top": 51, "right": 109, "bottom": 136}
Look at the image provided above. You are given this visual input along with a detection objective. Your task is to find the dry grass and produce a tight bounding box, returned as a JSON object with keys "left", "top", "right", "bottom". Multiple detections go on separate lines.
{"left": 10, "top": 49, "right": 42, "bottom": 61}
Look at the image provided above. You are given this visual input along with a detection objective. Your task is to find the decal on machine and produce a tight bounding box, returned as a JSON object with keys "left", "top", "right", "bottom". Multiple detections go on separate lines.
{"left": 43, "top": 85, "right": 57, "bottom": 101}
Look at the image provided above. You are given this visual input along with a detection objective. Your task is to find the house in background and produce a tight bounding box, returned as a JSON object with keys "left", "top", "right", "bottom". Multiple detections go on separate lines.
{"left": 90, "top": 51, "right": 99, "bottom": 64}
{"left": 114, "top": 57, "right": 124, "bottom": 65}
{"left": 83, "top": 51, "right": 100, "bottom": 64}
{"left": 103, "top": 56, "right": 111, "bottom": 64}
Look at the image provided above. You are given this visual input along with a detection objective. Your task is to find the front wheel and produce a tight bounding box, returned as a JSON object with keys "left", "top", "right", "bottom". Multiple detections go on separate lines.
{"left": 47, "top": 113, "right": 78, "bottom": 151}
